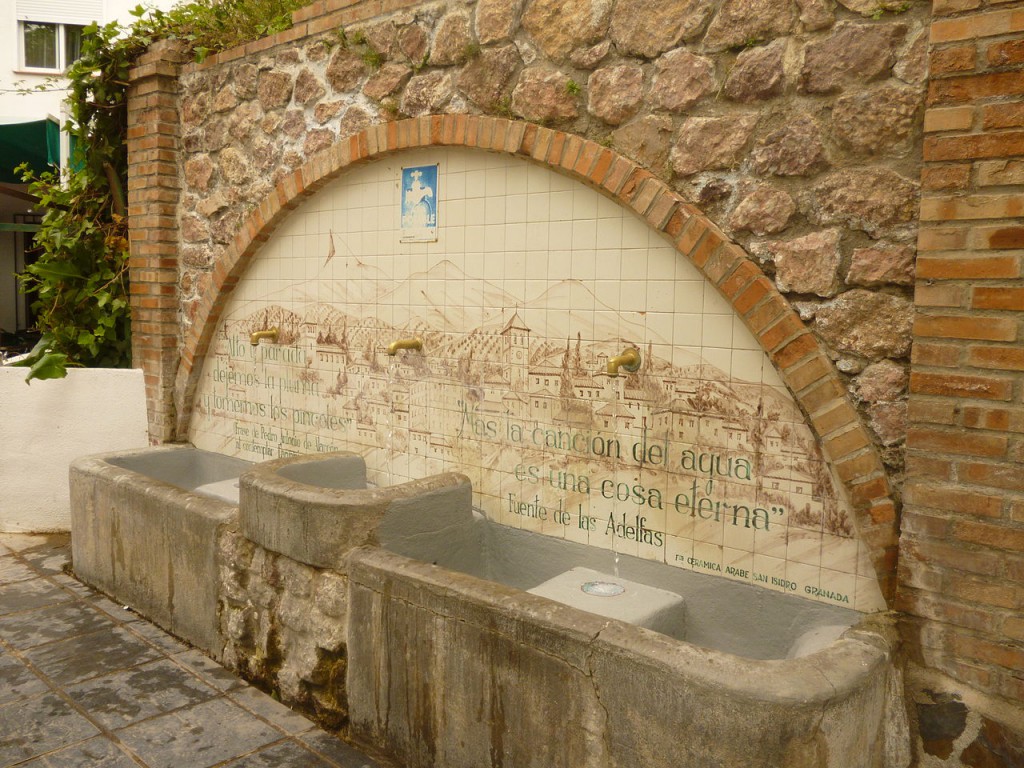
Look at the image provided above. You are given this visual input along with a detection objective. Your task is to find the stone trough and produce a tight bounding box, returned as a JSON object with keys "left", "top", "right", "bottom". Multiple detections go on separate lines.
{"left": 239, "top": 452, "right": 473, "bottom": 570}
{"left": 70, "top": 447, "right": 908, "bottom": 767}
{"left": 70, "top": 446, "right": 252, "bottom": 651}
{"left": 347, "top": 548, "right": 905, "bottom": 768}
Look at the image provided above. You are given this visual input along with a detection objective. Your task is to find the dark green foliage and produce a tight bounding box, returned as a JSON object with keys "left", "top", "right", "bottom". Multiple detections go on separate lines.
{"left": 139, "top": 0, "right": 303, "bottom": 63}
{"left": 15, "top": 0, "right": 301, "bottom": 382}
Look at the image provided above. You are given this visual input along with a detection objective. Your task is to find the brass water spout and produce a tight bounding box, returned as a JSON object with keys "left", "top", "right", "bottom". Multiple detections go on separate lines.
{"left": 250, "top": 327, "right": 279, "bottom": 345}
{"left": 607, "top": 347, "right": 641, "bottom": 377}
{"left": 387, "top": 337, "right": 423, "bottom": 356}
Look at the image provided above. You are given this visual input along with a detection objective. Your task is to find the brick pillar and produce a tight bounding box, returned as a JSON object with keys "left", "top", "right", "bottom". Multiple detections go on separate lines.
{"left": 127, "top": 40, "right": 189, "bottom": 443}
{"left": 902, "top": 2, "right": 1024, "bottom": 732}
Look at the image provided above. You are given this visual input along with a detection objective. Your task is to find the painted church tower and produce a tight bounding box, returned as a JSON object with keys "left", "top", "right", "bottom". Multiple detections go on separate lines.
{"left": 500, "top": 311, "right": 530, "bottom": 392}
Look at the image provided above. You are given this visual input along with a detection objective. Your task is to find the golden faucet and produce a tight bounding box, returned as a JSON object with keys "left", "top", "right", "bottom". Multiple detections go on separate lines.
{"left": 249, "top": 327, "right": 279, "bottom": 345}
{"left": 607, "top": 347, "right": 641, "bottom": 377}
{"left": 387, "top": 337, "right": 423, "bottom": 356}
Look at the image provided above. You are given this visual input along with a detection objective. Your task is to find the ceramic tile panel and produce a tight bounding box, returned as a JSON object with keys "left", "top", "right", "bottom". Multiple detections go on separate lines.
{"left": 189, "top": 148, "right": 886, "bottom": 612}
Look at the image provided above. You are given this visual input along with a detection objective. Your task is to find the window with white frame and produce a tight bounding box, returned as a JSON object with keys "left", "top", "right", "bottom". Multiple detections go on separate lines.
{"left": 19, "top": 21, "right": 85, "bottom": 71}
{"left": 16, "top": 0, "right": 101, "bottom": 72}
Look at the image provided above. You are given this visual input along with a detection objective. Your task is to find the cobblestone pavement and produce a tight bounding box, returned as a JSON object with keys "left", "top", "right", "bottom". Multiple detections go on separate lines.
{"left": 0, "top": 533, "right": 392, "bottom": 768}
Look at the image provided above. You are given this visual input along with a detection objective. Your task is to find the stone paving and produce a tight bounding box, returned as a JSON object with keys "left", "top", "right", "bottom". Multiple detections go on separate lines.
{"left": 0, "top": 533, "right": 392, "bottom": 768}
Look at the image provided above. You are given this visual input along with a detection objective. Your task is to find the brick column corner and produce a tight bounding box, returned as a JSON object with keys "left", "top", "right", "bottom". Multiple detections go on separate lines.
{"left": 902, "top": 1, "right": 1024, "bottom": 739}
{"left": 127, "top": 39, "right": 190, "bottom": 442}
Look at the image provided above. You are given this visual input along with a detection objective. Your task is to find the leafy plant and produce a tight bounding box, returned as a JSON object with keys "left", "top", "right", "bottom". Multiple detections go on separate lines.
{"left": 14, "top": 0, "right": 301, "bottom": 382}
{"left": 727, "top": 36, "right": 762, "bottom": 52}
{"left": 14, "top": 170, "right": 132, "bottom": 377}
{"left": 495, "top": 96, "right": 516, "bottom": 119}
{"left": 338, "top": 27, "right": 384, "bottom": 70}
{"left": 14, "top": 337, "right": 70, "bottom": 381}
{"left": 361, "top": 44, "right": 385, "bottom": 70}
{"left": 565, "top": 79, "right": 581, "bottom": 96}
{"left": 411, "top": 53, "right": 429, "bottom": 73}
{"left": 15, "top": 17, "right": 140, "bottom": 380}
{"left": 868, "top": 0, "right": 910, "bottom": 18}
{"left": 379, "top": 97, "right": 400, "bottom": 119}
{"left": 142, "top": 0, "right": 302, "bottom": 59}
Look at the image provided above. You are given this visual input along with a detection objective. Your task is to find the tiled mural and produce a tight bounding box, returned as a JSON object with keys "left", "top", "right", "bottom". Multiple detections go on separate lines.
{"left": 190, "top": 147, "right": 886, "bottom": 612}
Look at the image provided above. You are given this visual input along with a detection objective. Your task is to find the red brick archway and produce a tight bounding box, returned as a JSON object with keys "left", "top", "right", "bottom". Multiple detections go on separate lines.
{"left": 157, "top": 115, "right": 899, "bottom": 602}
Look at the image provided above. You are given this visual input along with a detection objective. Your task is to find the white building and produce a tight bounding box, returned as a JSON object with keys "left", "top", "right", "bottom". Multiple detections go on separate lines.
{"left": 0, "top": 0, "right": 176, "bottom": 346}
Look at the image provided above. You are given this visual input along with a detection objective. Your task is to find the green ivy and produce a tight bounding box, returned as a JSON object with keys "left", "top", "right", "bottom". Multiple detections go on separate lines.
{"left": 15, "top": 0, "right": 301, "bottom": 382}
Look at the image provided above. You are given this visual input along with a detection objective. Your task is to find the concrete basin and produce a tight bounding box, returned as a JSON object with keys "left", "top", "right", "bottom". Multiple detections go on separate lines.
{"left": 238, "top": 452, "right": 473, "bottom": 569}
{"left": 69, "top": 445, "right": 252, "bottom": 651}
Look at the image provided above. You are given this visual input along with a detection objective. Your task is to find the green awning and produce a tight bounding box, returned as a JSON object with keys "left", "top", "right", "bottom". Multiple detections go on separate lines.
{"left": 69, "top": 132, "right": 84, "bottom": 172}
{"left": 0, "top": 118, "right": 60, "bottom": 184}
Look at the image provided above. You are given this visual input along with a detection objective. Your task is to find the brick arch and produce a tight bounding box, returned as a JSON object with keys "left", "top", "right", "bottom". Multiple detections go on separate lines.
{"left": 174, "top": 115, "right": 899, "bottom": 603}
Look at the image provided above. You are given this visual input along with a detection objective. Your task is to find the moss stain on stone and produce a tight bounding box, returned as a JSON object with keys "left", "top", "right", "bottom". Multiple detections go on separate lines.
{"left": 306, "top": 645, "right": 350, "bottom": 731}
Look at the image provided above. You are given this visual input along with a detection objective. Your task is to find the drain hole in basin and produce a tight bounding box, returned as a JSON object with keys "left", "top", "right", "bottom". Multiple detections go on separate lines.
{"left": 581, "top": 581, "right": 625, "bottom": 597}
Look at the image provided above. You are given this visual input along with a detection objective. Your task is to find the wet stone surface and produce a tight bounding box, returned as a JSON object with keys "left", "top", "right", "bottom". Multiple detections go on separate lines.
{"left": 0, "top": 653, "right": 49, "bottom": 703}
{"left": 0, "top": 555, "right": 38, "bottom": 585}
{"left": 24, "top": 626, "right": 164, "bottom": 687}
{"left": 221, "top": 739, "right": 339, "bottom": 768}
{"left": 16, "top": 735, "right": 143, "bottom": 768}
{"left": 64, "top": 659, "right": 221, "bottom": 730}
{"left": 917, "top": 693, "right": 968, "bottom": 759}
{"left": 0, "top": 600, "right": 116, "bottom": 650}
{"left": 116, "top": 697, "right": 285, "bottom": 768}
{"left": 0, "top": 692, "right": 99, "bottom": 765}
{"left": 0, "top": 578, "right": 71, "bottom": 616}
{"left": 0, "top": 534, "right": 392, "bottom": 768}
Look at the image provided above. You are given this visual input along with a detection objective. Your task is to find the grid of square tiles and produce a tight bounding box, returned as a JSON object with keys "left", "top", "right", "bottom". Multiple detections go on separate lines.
{"left": 194, "top": 148, "right": 885, "bottom": 612}
{"left": 228, "top": 150, "right": 772, "bottom": 385}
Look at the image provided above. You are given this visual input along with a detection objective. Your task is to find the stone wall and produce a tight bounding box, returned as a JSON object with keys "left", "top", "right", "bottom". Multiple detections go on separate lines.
{"left": 218, "top": 527, "right": 351, "bottom": 729}
{"left": 167, "top": 0, "right": 928, "bottom": 484}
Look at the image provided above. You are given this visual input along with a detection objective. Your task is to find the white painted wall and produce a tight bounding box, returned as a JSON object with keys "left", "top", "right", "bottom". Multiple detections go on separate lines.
{"left": 0, "top": 365, "right": 149, "bottom": 531}
{"left": 0, "top": 0, "right": 180, "bottom": 123}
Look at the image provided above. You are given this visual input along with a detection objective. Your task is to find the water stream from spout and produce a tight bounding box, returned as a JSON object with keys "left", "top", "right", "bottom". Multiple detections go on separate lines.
{"left": 604, "top": 372, "right": 624, "bottom": 580}
{"left": 384, "top": 355, "right": 399, "bottom": 486}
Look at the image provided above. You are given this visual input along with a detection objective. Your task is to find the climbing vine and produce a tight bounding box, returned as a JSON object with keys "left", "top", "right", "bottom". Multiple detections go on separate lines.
{"left": 16, "top": 0, "right": 301, "bottom": 381}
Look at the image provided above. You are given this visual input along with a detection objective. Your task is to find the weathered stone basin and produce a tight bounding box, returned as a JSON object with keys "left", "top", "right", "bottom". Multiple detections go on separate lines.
{"left": 70, "top": 445, "right": 252, "bottom": 650}
{"left": 396, "top": 517, "right": 862, "bottom": 658}
{"left": 239, "top": 452, "right": 473, "bottom": 569}
{"left": 335, "top": 511, "right": 908, "bottom": 766}
{"left": 69, "top": 447, "right": 471, "bottom": 649}
{"left": 347, "top": 547, "right": 906, "bottom": 768}
{"left": 70, "top": 447, "right": 908, "bottom": 767}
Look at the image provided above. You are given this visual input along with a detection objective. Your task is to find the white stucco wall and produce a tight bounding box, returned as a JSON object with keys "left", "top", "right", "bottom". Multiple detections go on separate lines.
{"left": 0, "top": 365, "right": 149, "bottom": 531}
{"left": 0, "top": 0, "right": 180, "bottom": 122}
